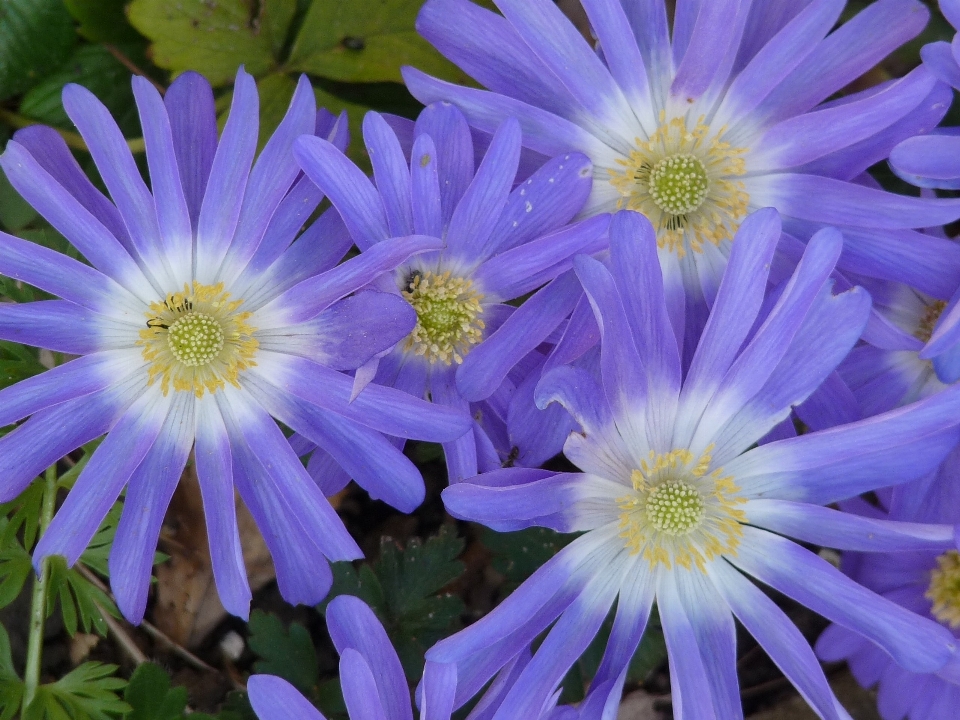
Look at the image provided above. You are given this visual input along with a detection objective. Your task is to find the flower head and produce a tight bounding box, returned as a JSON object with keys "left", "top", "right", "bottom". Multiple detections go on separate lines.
{"left": 435, "top": 209, "right": 960, "bottom": 718}
{"left": 0, "top": 70, "right": 470, "bottom": 623}
{"left": 817, "top": 457, "right": 960, "bottom": 720}
{"left": 290, "top": 101, "right": 607, "bottom": 481}
{"left": 837, "top": 278, "right": 959, "bottom": 418}
{"left": 407, "top": 0, "right": 960, "bottom": 357}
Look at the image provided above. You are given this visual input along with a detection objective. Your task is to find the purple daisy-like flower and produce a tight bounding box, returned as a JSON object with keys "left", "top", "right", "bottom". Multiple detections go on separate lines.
{"left": 248, "top": 595, "right": 576, "bottom": 720}
{"left": 433, "top": 209, "right": 960, "bottom": 718}
{"left": 406, "top": 0, "right": 960, "bottom": 358}
{"left": 291, "top": 101, "right": 607, "bottom": 482}
{"left": 0, "top": 70, "right": 470, "bottom": 623}
{"left": 889, "top": 0, "right": 960, "bottom": 190}
{"left": 817, "top": 464, "right": 960, "bottom": 720}
{"left": 838, "top": 277, "right": 960, "bottom": 418}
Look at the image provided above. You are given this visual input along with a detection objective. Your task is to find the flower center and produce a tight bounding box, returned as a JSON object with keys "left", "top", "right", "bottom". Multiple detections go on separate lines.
{"left": 167, "top": 312, "right": 225, "bottom": 367}
{"left": 138, "top": 282, "right": 258, "bottom": 397}
{"left": 617, "top": 445, "right": 746, "bottom": 571}
{"left": 916, "top": 300, "right": 947, "bottom": 344}
{"left": 927, "top": 550, "right": 960, "bottom": 628}
{"left": 608, "top": 113, "right": 748, "bottom": 258}
{"left": 402, "top": 270, "right": 485, "bottom": 365}
{"left": 646, "top": 481, "right": 705, "bottom": 535}
{"left": 649, "top": 154, "right": 710, "bottom": 216}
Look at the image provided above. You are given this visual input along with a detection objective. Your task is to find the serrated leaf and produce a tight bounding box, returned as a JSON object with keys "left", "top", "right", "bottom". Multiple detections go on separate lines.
{"left": 47, "top": 553, "right": 121, "bottom": 638}
{"left": 0, "top": 545, "right": 30, "bottom": 611}
{"left": 21, "top": 45, "right": 138, "bottom": 137}
{"left": 64, "top": 0, "right": 144, "bottom": 43}
{"left": 482, "top": 526, "right": 577, "bottom": 593}
{"left": 26, "top": 663, "right": 129, "bottom": 720}
{"left": 0, "top": 0, "right": 76, "bottom": 102}
{"left": 0, "top": 477, "right": 45, "bottom": 550}
{"left": 248, "top": 611, "right": 319, "bottom": 694}
{"left": 318, "top": 561, "right": 385, "bottom": 615}
{"left": 319, "top": 528, "right": 467, "bottom": 682}
{"left": 127, "top": 0, "right": 281, "bottom": 86}
{"left": 378, "top": 526, "right": 464, "bottom": 616}
{"left": 288, "top": 0, "right": 463, "bottom": 84}
{"left": 0, "top": 624, "right": 17, "bottom": 717}
{"left": 123, "top": 663, "right": 188, "bottom": 720}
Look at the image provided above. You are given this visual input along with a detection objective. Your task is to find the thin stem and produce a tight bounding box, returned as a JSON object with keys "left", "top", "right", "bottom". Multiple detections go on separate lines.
{"left": 0, "top": 107, "right": 146, "bottom": 154}
{"left": 103, "top": 45, "right": 166, "bottom": 95}
{"left": 22, "top": 464, "right": 58, "bottom": 708}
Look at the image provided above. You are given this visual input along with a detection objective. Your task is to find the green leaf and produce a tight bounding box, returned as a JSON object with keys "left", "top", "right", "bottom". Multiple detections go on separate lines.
{"left": 215, "top": 691, "right": 257, "bottom": 720}
{"left": 0, "top": 475, "right": 45, "bottom": 550}
{"left": 322, "top": 527, "right": 467, "bottom": 682}
{"left": 25, "top": 663, "right": 128, "bottom": 720}
{"left": 127, "top": 0, "right": 281, "bottom": 86}
{"left": 263, "top": 0, "right": 298, "bottom": 58}
{"left": 47, "top": 551, "right": 121, "bottom": 638}
{"left": 482, "top": 526, "right": 577, "bottom": 594}
{"left": 318, "top": 562, "right": 384, "bottom": 616}
{"left": 21, "top": 45, "right": 139, "bottom": 137}
{"left": 248, "top": 611, "right": 319, "bottom": 694}
{"left": 0, "top": 623, "right": 21, "bottom": 720}
{"left": 64, "top": 0, "right": 144, "bottom": 43}
{"left": 378, "top": 526, "right": 464, "bottom": 617}
{"left": 123, "top": 663, "right": 188, "bottom": 720}
{"left": 288, "top": 0, "right": 464, "bottom": 84}
{"left": 0, "top": 624, "right": 17, "bottom": 680}
{"left": 0, "top": 544, "right": 31, "bottom": 610}
{"left": 0, "top": 677, "right": 23, "bottom": 720}
{"left": 0, "top": 0, "right": 76, "bottom": 102}
{"left": 216, "top": 75, "right": 370, "bottom": 166}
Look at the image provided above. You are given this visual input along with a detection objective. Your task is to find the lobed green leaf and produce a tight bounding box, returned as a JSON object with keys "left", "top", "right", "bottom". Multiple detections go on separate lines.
{"left": 248, "top": 611, "right": 319, "bottom": 694}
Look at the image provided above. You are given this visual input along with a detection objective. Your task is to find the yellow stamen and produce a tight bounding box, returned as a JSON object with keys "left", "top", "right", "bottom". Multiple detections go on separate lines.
{"left": 138, "top": 281, "right": 258, "bottom": 397}
{"left": 916, "top": 300, "right": 947, "bottom": 344}
{"left": 607, "top": 113, "right": 749, "bottom": 258}
{"left": 927, "top": 550, "right": 960, "bottom": 628}
{"left": 616, "top": 444, "right": 746, "bottom": 572}
{"left": 402, "top": 270, "right": 485, "bottom": 365}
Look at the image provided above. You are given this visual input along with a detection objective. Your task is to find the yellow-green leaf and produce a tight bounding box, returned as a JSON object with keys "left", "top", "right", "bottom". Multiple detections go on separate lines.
{"left": 127, "top": 0, "right": 279, "bottom": 86}
{"left": 288, "top": 0, "right": 466, "bottom": 84}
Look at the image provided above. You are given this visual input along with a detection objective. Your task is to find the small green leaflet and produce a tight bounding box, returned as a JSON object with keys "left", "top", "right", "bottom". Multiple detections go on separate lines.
{"left": 321, "top": 526, "right": 466, "bottom": 681}
{"left": 247, "top": 611, "right": 319, "bottom": 696}
{"left": 22, "top": 663, "right": 129, "bottom": 720}
{"left": 122, "top": 662, "right": 215, "bottom": 720}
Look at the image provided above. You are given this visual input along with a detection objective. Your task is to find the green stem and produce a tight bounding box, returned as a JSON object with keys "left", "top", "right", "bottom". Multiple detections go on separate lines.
{"left": 22, "top": 464, "right": 57, "bottom": 709}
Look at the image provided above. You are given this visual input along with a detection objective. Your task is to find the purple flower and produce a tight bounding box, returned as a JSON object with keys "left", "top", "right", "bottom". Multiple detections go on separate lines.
{"left": 433, "top": 209, "right": 960, "bottom": 718}
{"left": 291, "top": 102, "right": 607, "bottom": 482}
{"left": 817, "top": 460, "right": 960, "bottom": 720}
{"left": 248, "top": 595, "right": 576, "bottom": 720}
{"left": 407, "top": 0, "right": 960, "bottom": 358}
{"left": 838, "top": 277, "right": 960, "bottom": 418}
{"left": 0, "top": 70, "right": 470, "bottom": 623}
{"left": 889, "top": 0, "right": 960, "bottom": 190}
